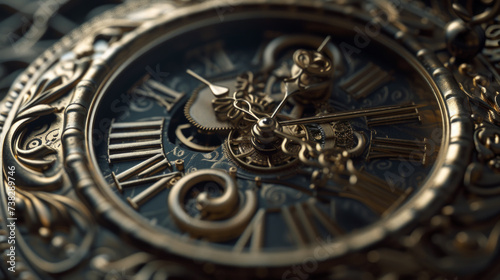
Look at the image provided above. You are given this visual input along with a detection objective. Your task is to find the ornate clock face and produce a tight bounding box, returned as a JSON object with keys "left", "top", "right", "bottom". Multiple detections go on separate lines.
{"left": 5, "top": 0, "right": 500, "bottom": 279}
{"left": 87, "top": 2, "right": 447, "bottom": 267}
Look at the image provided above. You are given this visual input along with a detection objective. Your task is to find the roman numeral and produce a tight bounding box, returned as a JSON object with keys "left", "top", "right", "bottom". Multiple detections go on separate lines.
{"left": 108, "top": 119, "right": 172, "bottom": 192}
{"left": 126, "top": 172, "right": 181, "bottom": 210}
{"left": 340, "top": 63, "right": 392, "bottom": 99}
{"left": 365, "top": 104, "right": 421, "bottom": 127}
{"left": 281, "top": 199, "right": 343, "bottom": 248}
{"left": 134, "top": 79, "right": 185, "bottom": 111}
{"left": 367, "top": 135, "right": 428, "bottom": 164}
{"left": 186, "top": 41, "right": 235, "bottom": 76}
{"left": 233, "top": 208, "right": 266, "bottom": 253}
{"left": 108, "top": 119, "right": 164, "bottom": 163}
{"left": 346, "top": 160, "right": 412, "bottom": 216}
{"left": 111, "top": 153, "right": 173, "bottom": 193}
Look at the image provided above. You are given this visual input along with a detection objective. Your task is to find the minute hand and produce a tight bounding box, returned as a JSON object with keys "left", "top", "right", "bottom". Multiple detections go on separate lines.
{"left": 280, "top": 104, "right": 423, "bottom": 126}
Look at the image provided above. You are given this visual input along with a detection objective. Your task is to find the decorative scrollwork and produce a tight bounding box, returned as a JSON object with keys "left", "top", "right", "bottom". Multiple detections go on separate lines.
{"left": 454, "top": 59, "right": 500, "bottom": 196}
{"left": 0, "top": 7, "right": 146, "bottom": 280}
{"left": 472, "top": 120, "right": 500, "bottom": 169}
{"left": 407, "top": 205, "right": 500, "bottom": 276}
{"left": 90, "top": 251, "right": 206, "bottom": 280}
{"left": 435, "top": 24, "right": 500, "bottom": 276}
{"left": 168, "top": 169, "right": 257, "bottom": 242}
{"left": 13, "top": 188, "right": 96, "bottom": 274}
{"left": 3, "top": 104, "right": 63, "bottom": 190}
{"left": 20, "top": 57, "right": 91, "bottom": 112}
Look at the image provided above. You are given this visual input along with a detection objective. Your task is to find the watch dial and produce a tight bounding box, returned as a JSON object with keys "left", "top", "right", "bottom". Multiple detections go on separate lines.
{"left": 89, "top": 10, "right": 445, "bottom": 265}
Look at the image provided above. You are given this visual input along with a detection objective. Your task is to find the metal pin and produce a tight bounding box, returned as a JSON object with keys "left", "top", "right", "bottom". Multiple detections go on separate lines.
{"left": 175, "top": 159, "right": 185, "bottom": 172}
{"left": 229, "top": 167, "right": 237, "bottom": 179}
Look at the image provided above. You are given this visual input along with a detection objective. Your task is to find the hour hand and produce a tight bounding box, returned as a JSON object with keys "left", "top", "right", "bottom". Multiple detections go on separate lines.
{"left": 186, "top": 69, "right": 229, "bottom": 97}
{"left": 279, "top": 104, "right": 423, "bottom": 126}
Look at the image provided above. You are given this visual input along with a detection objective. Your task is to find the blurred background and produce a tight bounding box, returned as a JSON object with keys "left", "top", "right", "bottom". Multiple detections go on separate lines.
{"left": 0, "top": 0, "right": 124, "bottom": 102}
{"left": 0, "top": 0, "right": 495, "bottom": 103}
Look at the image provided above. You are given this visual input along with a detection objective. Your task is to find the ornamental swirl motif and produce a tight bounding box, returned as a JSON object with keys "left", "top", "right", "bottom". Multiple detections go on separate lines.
{"left": 3, "top": 104, "right": 63, "bottom": 190}
{"left": 1, "top": 10, "right": 147, "bottom": 278}
{"left": 12, "top": 189, "right": 96, "bottom": 274}
{"left": 168, "top": 169, "right": 257, "bottom": 242}
{"left": 2, "top": 0, "right": 500, "bottom": 279}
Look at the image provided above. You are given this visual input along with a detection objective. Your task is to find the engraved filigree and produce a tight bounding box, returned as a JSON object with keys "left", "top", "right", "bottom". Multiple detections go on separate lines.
{"left": 454, "top": 61, "right": 500, "bottom": 193}
{"left": 73, "top": 21, "right": 141, "bottom": 58}
{"left": 226, "top": 124, "right": 304, "bottom": 171}
{"left": 406, "top": 200, "right": 500, "bottom": 276}
{"left": 410, "top": 9, "right": 500, "bottom": 275}
{"left": 0, "top": 5, "right": 149, "bottom": 279}
{"left": 1, "top": 53, "right": 96, "bottom": 190}
{"left": 2, "top": 0, "right": 500, "bottom": 279}
{"left": 472, "top": 119, "right": 500, "bottom": 168}
{"left": 13, "top": 188, "right": 96, "bottom": 274}
{"left": 2, "top": 31, "right": 140, "bottom": 189}
{"left": 212, "top": 72, "right": 274, "bottom": 127}
{"left": 19, "top": 57, "right": 91, "bottom": 112}
{"left": 3, "top": 105, "right": 63, "bottom": 190}
{"left": 463, "top": 115, "right": 500, "bottom": 195}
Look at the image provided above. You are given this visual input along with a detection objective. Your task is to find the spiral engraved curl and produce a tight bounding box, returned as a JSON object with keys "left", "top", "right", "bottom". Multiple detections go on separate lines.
{"left": 168, "top": 169, "right": 257, "bottom": 242}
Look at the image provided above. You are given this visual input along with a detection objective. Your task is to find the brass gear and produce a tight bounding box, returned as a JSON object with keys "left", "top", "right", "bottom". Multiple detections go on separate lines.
{"left": 184, "top": 83, "right": 237, "bottom": 132}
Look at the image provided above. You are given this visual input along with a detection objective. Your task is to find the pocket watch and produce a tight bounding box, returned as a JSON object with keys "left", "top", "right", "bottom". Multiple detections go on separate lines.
{"left": 1, "top": 0, "right": 500, "bottom": 279}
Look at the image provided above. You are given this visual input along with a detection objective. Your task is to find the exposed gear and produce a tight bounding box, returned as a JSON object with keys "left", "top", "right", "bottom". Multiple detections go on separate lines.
{"left": 184, "top": 80, "right": 237, "bottom": 132}
{"left": 225, "top": 124, "right": 308, "bottom": 172}
{"left": 184, "top": 72, "right": 274, "bottom": 132}
{"left": 332, "top": 121, "right": 355, "bottom": 149}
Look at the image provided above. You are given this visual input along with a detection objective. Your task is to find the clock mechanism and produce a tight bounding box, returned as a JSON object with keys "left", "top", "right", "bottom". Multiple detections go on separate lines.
{"left": 1, "top": 1, "right": 500, "bottom": 279}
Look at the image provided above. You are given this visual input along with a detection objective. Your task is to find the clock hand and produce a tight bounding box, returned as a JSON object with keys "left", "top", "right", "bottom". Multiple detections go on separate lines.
{"left": 186, "top": 69, "right": 263, "bottom": 121}
{"left": 317, "top": 35, "right": 331, "bottom": 52}
{"left": 186, "top": 69, "right": 229, "bottom": 97}
{"left": 232, "top": 98, "right": 259, "bottom": 120}
{"left": 273, "top": 129, "right": 311, "bottom": 147}
{"left": 270, "top": 80, "right": 302, "bottom": 118}
{"left": 280, "top": 104, "right": 423, "bottom": 126}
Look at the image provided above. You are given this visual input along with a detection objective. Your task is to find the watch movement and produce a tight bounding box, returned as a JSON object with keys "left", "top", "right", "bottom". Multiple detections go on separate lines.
{"left": 1, "top": 0, "right": 500, "bottom": 279}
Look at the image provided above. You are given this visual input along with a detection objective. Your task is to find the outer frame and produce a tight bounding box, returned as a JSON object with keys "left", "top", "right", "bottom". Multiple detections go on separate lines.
{"left": 0, "top": 0, "right": 474, "bottom": 277}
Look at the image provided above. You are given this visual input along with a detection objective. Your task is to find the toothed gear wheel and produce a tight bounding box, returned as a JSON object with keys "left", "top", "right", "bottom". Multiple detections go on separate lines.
{"left": 184, "top": 83, "right": 237, "bottom": 132}
{"left": 184, "top": 72, "right": 273, "bottom": 132}
{"left": 225, "top": 124, "right": 309, "bottom": 172}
